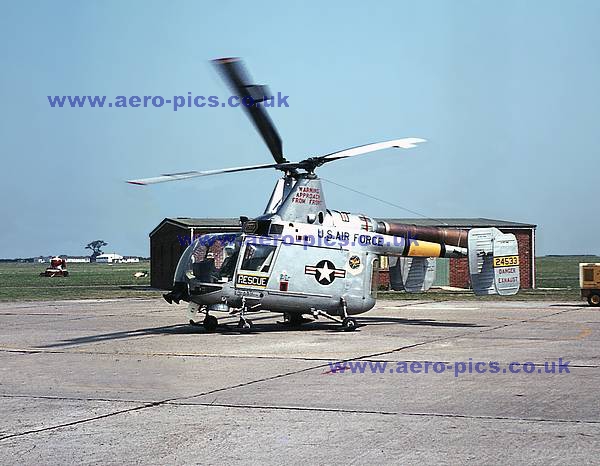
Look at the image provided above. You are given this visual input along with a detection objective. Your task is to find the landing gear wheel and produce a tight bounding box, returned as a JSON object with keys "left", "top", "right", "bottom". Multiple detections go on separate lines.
{"left": 342, "top": 317, "right": 358, "bottom": 331}
{"left": 203, "top": 315, "right": 218, "bottom": 332}
{"left": 284, "top": 313, "right": 306, "bottom": 326}
{"left": 238, "top": 319, "right": 253, "bottom": 333}
{"left": 588, "top": 294, "right": 600, "bottom": 307}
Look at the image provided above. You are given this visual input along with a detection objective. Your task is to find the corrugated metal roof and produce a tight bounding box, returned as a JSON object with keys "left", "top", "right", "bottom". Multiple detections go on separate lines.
{"left": 168, "top": 217, "right": 241, "bottom": 227}
{"left": 151, "top": 216, "right": 535, "bottom": 236}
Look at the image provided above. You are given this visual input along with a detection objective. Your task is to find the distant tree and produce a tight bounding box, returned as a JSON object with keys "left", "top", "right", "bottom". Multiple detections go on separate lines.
{"left": 86, "top": 240, "right": 108, "bottom": 261}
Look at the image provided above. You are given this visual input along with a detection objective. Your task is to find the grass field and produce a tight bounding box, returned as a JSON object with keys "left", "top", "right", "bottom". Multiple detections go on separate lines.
{"left": 0, "top": 262, "right": 159, "bottom": 302}
{"left": 0, "top": 256, "right": 598, "bottom": 302}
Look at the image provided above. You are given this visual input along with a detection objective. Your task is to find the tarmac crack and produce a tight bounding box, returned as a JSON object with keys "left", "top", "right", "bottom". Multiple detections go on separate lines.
{"left": 3, "top": 394, "right": 597, "bottom": 444}
{"left": 0, "top": 393, "right": 151, "bottom": 404}
{"left": 0, "top": 361, "right": 331, "bottom": 441}
{"left": 0, "top": 401, "right": 164, "bottom": 441}
{"left": 142, "top": 400, "right": 600, "bottom": 426}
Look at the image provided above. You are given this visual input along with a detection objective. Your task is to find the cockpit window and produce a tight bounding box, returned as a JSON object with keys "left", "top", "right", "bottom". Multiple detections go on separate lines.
{"left": 174, "top": 233, "right": 241, "bottom": 284}
{"left": 240, "top": 244, "right": 276, "bottom": 272}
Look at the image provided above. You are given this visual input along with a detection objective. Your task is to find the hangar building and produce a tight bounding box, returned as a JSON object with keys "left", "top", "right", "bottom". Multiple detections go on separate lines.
{"left": 149, "top": 217, "right": 536, "bottom": 291}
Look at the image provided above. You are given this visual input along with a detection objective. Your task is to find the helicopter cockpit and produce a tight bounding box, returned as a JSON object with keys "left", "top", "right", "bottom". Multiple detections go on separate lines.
{"left": 174, "top": 233, "right": 242, "bottom": 285}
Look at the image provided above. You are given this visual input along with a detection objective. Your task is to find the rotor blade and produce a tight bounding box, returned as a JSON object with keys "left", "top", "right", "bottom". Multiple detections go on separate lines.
{"left": 126, "top": 163, "right": 281, "bottom": 185}
{"left": 126, "top": 137, "right": 427, "bottom": 184}
{"left": 317, "top": 138, "right": 427, "bottom": 163}
{"left": 212, "top": 57, "right": 287, "bottom": 164}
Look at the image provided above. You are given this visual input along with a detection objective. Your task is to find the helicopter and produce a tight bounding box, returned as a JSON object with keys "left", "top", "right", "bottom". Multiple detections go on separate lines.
{"left": 128, "top": 57, "right": 520, "bottom": 332}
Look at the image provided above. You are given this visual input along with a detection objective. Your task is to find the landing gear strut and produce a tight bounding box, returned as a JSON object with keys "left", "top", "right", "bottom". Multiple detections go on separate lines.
{"left": 188, "top": 302, "right": 202, "bottom": 326}
{"left": 310, "top": 298, "right": 359, "bottom": 332}
{"left": 339, "top": 298, "right": 357, "bottom": 332}
{"left": 237, "top": 297, "right": 253, "bottom": 333}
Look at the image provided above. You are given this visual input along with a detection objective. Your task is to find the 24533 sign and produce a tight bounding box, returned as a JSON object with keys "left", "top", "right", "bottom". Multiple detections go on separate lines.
{"left": 493, "top": 255, "right": 520, "bottom": 268}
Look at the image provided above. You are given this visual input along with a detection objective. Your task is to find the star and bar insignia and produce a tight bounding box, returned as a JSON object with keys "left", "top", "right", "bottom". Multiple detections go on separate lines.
{"left": 305, "top": 260, "right": 346, "bottom": 285}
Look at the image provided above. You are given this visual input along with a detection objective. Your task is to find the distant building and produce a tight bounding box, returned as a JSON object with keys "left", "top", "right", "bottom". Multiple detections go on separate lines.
{"left": 65, "top": 256, "right": 91, "bottom": 263}
{"left": 122, "top": 257, "right": 140, "bottom": 263}
{"left": 96, "top": 253, "right": 124, "bottom": 263}
{"left": 149, "top": 217, "right": 536, "bottom": 291}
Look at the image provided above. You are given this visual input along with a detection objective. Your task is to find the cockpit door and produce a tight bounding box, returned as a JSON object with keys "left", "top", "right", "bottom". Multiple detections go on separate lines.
{"left": 233, "top": 237, "right": 278, "bottom": 290}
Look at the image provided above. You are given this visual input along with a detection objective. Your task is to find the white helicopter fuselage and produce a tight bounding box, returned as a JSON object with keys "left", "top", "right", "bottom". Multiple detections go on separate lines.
{"left": 187, "top": 227, "right": 381, "bottom": 317}
{"left": 179, "top": 209, "right": 464, "bottom": 317}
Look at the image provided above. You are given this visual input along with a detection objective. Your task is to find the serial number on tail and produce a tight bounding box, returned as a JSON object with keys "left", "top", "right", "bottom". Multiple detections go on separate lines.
{"left": 493, "top": 255, "right": 520, "bottom": 267}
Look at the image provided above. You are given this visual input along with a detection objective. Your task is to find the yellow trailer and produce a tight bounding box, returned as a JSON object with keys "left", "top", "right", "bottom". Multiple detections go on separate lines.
{"left": 580, "top": 263, "right": 600, "bottom": 306}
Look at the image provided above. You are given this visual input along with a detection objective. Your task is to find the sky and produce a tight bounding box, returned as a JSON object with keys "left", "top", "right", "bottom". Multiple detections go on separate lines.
{"left": 1, "top": 0, "right": 599, "bottom": 258}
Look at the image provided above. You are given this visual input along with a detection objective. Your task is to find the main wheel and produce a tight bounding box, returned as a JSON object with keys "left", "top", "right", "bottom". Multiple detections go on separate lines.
{"left": 239, "top": 319, "right": 253, "bottom": 333}
{"left": 342, "top": 317, "right": 358, "bottom": 331}
{"left": 203, "top": 315, "right": 218, "bottom": 332}
{"left": 588, "top": 293, "right": 600, "bottom": 307}
{"left": 284, "top": 313, "right": 306, "bottom": 326}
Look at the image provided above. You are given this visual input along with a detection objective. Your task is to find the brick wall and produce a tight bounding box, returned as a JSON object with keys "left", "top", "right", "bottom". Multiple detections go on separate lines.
{"left": 515, "top": 230, "right": 533, "bottom": 289}
{"left": 379, "top": 269, "right": 390, "bottom": 289}
{"left": 449, "top": 256, "right": 470, "bottom": 288}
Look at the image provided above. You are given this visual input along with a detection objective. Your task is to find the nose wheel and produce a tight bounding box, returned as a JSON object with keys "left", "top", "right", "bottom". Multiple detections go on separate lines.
{"left": 203, "top": 315, "right": 218, "bottom": 332}
{"left": 237, "top": 318, "right": 253, "bottom": 333}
